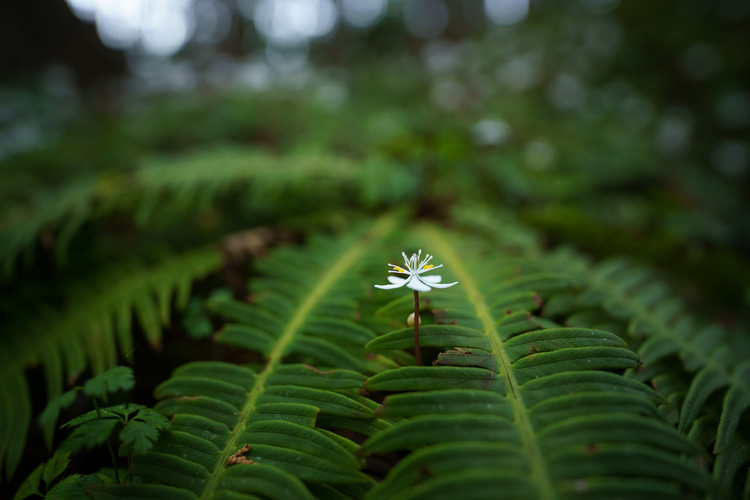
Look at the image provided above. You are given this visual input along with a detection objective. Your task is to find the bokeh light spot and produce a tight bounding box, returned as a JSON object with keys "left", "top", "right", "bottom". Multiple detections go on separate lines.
{"left": 472, "top": 120, "right": 512, "bottom": 146}
{"left": 341, "top": 0, "right": 387, "bottom": 28}
{"left": 254, "top": 0, "right": 339, "bottom": 45}
{"left": 484, "top": 0, "right": 529, "bottom": 26}
{"left": 141, "top": 4, "right": 195, "bottom": 57}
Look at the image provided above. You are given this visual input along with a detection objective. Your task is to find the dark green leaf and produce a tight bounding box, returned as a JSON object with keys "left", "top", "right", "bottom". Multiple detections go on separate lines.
{"left": 42, "top": 451, "right": 71, "bottom": 488}
{"left": 12, "top": 463, "right": 43, "bottom": 500}
{"left": 46, "top": 474, "right": 101, "bottom": 500}
{"left": 60, "top": 419, "right": 118, "bottom": 454}
{"left": 120, "top": 421, "right": 160, "bottom": 454}
{"left": 83, "top": 367, "right": 135, "bottom": 398}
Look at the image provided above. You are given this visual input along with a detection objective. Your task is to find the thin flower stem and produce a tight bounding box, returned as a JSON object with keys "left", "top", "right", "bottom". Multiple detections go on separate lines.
{"left": 414, "top": 290, "right": 421, "bottom": 367}
{"left": 92, "top": 397, "right": 121, "bottom": 484}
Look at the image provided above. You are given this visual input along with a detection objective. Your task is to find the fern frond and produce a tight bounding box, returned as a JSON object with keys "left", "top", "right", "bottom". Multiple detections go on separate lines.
{"left": 362, "top": 226, "right": 714, "bottom": 500}
{"left": 452, "top": 206, "right": 750, "bottom": 493}
{"left": 577, "top": 260, "right": 750, "bottom": 447}
{"left": 90, "top": 215, "right": 399, "bottom": 500}
{"left": 0, "top": 177, "right": 100, "bottom": 275}
{"left": 0, "top": 148, "right": 414, "bottom": 277}
{"left": 0, "top": 248, "right": 222, "bottom": 481}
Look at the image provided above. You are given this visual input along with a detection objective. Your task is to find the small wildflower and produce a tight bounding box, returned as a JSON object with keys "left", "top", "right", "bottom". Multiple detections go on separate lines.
{"left": 374, "top": 250, "right": 458, "bottom": 292}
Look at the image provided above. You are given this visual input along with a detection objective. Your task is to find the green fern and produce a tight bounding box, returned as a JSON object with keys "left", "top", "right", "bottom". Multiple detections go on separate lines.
{"left": 0, "top": 147, "right": 415, "bottom": 277}
{"left": 451, "top": 206, "right": 750, "bottom": 494}
{"left": 89, "top": 215, "right": 399, "bottom": 499}
{"left": 563, "top": 258, "right": 750, "bottom": 491}
{"left": 0, "top": 248, "right": 222, "bottom": 481}
{"left": 0, "top": 177, "right": 101, "bottom": 275}
{"left": 362, "top": 225, "right": 715, "bottom": 499}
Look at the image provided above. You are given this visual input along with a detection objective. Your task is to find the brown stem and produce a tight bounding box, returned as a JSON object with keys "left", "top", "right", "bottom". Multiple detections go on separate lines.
{"left": 414, "top": 290, "right": 421, "bottom": 367}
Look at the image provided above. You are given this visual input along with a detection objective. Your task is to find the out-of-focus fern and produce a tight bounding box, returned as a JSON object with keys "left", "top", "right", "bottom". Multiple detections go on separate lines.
{"left": 565, "top": 258, "right": 750, "bottom": 493}
{"left": 89, "top": 214, "right": 400, "bottom": 500}
{"left": 0, "top": 178, "right": 101, "bottom": 275}
{"left": 363, "top": 225, "right": 715, "bottom": 499}
{"left": 0, "top": 248, "right": 222, "bottom": 482}
{"left": 0, "top": 147, "right": 415, "bottom": 277}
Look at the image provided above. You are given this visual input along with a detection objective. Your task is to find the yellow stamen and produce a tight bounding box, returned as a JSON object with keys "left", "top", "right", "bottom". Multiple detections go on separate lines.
{"left": 424, "top": 265, "right": 433, "bottom": 270}
{"left": 395, "top": 267, "right": 405, "bottom": 272}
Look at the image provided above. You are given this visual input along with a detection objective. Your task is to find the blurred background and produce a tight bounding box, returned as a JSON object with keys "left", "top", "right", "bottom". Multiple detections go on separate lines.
{"left": 1, "top": 0, "right": 749, "bottom": 493}
{"left": 3, "top": 0, "right": 749, "bottom": 305}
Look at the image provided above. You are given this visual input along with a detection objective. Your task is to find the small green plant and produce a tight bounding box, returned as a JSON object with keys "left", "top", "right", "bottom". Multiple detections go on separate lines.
{"left": 33, "top": 366, "right": 168, "bottom": 489}
{"left": 12, "top": 451, "right": 99, "bottom": 500}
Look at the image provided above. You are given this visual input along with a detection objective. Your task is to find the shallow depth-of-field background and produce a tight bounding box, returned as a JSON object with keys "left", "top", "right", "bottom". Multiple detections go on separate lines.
{"left": 2, "top": 1, "right": 750, "bottom": 499}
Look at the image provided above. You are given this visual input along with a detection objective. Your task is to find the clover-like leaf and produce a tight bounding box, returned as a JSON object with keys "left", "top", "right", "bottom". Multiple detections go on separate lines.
{"left": 117, "top": 407, "right": 170, "bottom": 456}
{"left": 42, "top": 451, "right": 71, "bottom": 489}
{"left": 59, "top": 419, "right": 119, "bottom": 454}
{"left": 62, "top": 404, "right": 145, "bottom": 429}
{"left": 83, "top": 367, "right": 135, "bottom": 398}
{"left": 132, "top": 407, "right": 170, "bottom": 429}
{"left": 119, "top": 421, "right": 160, "bottom": 455}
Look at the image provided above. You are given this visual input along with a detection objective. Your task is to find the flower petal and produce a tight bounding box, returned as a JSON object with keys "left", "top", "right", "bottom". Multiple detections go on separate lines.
{"left": 420, "top": 275, "right": 442, "bottom": 283}
{"left": 424, "top": 280, "right": 458, "bottom": 289}
{"left": 388, "top": 276, "right": 407, "bottom": 284}
{"left": 406, "top": 275, "right": 432, "bottom": 292}
{"left": 375, "top": 281, "right": 407, "bottom": 289}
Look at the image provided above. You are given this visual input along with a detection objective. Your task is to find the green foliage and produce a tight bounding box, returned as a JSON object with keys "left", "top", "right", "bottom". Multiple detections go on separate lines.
{"left": 0, "top": 249, "right": 221, "bottom": 480}
{"left": 0, "top": 147, "right": 415, "bottom": 278}
{"left": 87, "top": 216, "right": 398, "bottom": 499}
{"left": 14, "top": 367, "right": 169, "bottom": 498}
{"left": 9, "top": 213, "right": 750, "bottom": 500}
{"left": 38, "top": 367, "right": 168, "bottom": 459}
{"left": 207, "top": 215, "right": 401, "bottom": 374}
{"left": 13, "top": 451, "right": 98, "bottom": 500}
{"left": 59, "top": 404, "right": 168, "bottom": 456}
{"left": 546, "top": 257, "right": 750, "bottom": 492}
{"left": 453, "top": 206, "right": 750, "bottom": 494}
{"left": 361, "top": 225, "right": 714, "bottom": 499}
{"left": 4, "top": 3, "right": 750, "bottom": 497}
{"left": 83, "top": 367, "right": 135, "bottom": 398}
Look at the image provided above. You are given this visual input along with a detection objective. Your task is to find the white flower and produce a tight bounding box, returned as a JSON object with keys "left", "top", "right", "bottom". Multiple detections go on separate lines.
{"left": 374, "top": 249, "right": 458, "bottom": 292}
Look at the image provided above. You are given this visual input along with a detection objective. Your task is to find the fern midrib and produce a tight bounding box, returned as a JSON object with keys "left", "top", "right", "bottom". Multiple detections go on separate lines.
{"left": 199, "top": 214, "right": 397, "bottom": 499}
{"left": 588, "top": 273, "right": 749, "bottom": 397}
{"left": 424, "top": 226, "right": 555, "bottom": 500}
